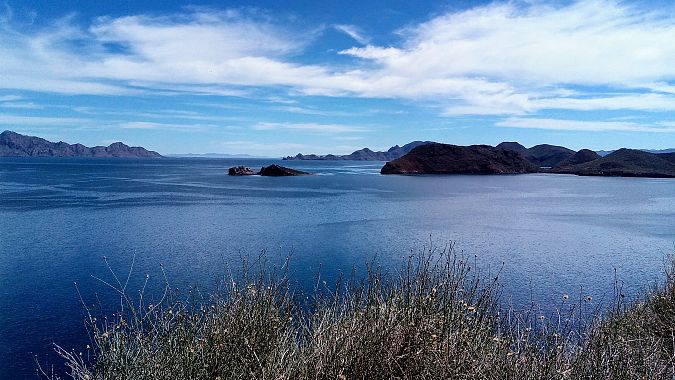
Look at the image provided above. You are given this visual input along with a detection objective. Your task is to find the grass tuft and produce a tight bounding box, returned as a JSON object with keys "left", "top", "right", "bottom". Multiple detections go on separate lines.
{"left": 45, "top": 246, "right": 675, "bottom": 379}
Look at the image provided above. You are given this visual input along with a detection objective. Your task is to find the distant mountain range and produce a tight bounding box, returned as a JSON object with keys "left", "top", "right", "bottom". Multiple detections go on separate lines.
{"left": 3, "top": 131, "right": 674, "bottom": 178}
{"left": 0, "top": 131, "right": 161, "bottom": 158}
{"left": 283, "top": 141, "right": 433, "bottom": 161}
{"left": 596, "top": 148, "right": 675, "bottom": 156}
{"left": 285, "top": 140, "right": 675, "bottom": 163}
{"left": 168, "top": 153, "right": 269, "bottom": 159}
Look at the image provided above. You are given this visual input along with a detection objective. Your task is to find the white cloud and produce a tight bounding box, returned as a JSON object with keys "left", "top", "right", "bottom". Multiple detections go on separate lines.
{"left": 118, "top": 121, "right": 214, "bottom": 131}
{"left": 2, "top": 2, "right": 675, "bottom": 118}
{"left": 497, "top": 117, "right": 675, "bottom": 133}
{"left": 346, "top": 1, "right": 675, "bottom": 86}
{"left": 0, "top": 114, "right": 92, "bottom": 126}
{"left": 339, "top": 0, "right": 675, "bottom": 114}
{"left": 221, "top": 140, "right": 360, "bottom": 155}
{"left": 0, "top": 95, "right": 22, "bottom": 101}
{"left": 252, "top": 122, "right": 369, "bottom": 134}
{"left": 531, "top": 93, "right": 675, "bottom": 112}
{"left": 0, "top": 101, "right": 42, "bottom": 109}
{"left": 332, "top": 24, "right": 369, "bottom": 44}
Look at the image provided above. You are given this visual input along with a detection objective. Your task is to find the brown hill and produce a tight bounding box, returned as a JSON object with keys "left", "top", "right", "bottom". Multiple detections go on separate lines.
{"left": 556, "top": 149, "right": 601, "bottom": 167}
{"left": 553, "top": 148, "right": 675, "bottom": 178}
{"left": 381, "top": 143, "right": 538, "bottom": 175}
{"left": 497, "top": 142, "right": 575, "bottom": 167}
{"left": 527, "top": 144, "right": 575, "bottom": 167}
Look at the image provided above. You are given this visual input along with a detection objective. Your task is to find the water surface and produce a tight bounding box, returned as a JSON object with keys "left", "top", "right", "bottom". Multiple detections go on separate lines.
{"left": 1, "top": 157, "right": 673, "bottom": 378}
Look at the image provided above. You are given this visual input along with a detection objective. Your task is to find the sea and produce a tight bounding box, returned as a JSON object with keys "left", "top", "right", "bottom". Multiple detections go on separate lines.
{"left": 1, "top": 157, "right": 674, "bottom": 379}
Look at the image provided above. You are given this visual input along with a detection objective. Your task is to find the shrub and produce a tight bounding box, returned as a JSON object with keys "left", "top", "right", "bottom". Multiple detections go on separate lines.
{"left": 44, "top": 246, "right": 675, "bottom": 379}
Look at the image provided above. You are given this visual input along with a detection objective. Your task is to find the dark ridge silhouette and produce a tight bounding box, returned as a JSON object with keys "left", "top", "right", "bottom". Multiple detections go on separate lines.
{"left": 553, "top": 148, "right": 675, "bottom": 178}
{"left": 259, "top": 164, "right": 312, "bottom": 176}
{"left": 381, "top": 143, "right": 538, "bottom": 175}
{"left": 0, "top": 130, "right": 161, "bottom": 158}
{"left": 283, "top": 141, "right": 433, "bottom": 161}
{"left": 555, "top": 149, "right": 601, "bottom": 167}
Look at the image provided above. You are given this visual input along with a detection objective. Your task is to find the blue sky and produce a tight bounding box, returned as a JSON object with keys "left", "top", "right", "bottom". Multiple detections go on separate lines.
{"left": 1, "top": 0, "right": 675, "bottom": 156}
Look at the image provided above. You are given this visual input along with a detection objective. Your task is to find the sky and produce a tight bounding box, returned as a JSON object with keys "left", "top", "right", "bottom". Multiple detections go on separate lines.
{"left": 1, "top": 0, "right": 675, "bottom": 156}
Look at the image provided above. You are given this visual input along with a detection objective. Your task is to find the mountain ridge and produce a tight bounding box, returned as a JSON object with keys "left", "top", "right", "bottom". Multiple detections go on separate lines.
{"left": 552, "top": 148, "right": 675, "bottom": 178}
{"left": 283, "top": 141, "right": 434, "bottom": 161}
{"left": 0, "top": 130, "right": 162, "bottom": 158}
{"left": 381, "top": 143, "right": 538, "bottom": 175}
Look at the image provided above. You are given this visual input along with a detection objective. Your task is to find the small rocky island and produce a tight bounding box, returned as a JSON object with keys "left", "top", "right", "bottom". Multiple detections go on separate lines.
{"left": 381, "top": 143, "right": 538, "bottom": 175}
{"left": 0, "top": 130, "right": 161, "bottom": 158}
{"left": 228, "top": 164, "right": 312, "bottom": 176}
{"left": 228, "top": 166, "right": 256, "bottom": 176}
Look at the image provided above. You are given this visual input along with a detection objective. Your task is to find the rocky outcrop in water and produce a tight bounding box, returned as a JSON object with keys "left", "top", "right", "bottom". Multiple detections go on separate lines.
{"left": 0, "top": 130, "right": 161, "bottom": 157}
{"left": 228, "top": 166, "right": 256, "bottom": 176}
{"left": 259, "top": 164, "right": 312, "bottom": 176}
{"left": 381, "top": 143, "right": 538, "bottom": 175}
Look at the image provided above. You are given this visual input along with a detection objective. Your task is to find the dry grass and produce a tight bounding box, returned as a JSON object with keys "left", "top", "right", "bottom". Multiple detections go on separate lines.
{"left": 44, "top": 245, "right": 675, "bottom": 379}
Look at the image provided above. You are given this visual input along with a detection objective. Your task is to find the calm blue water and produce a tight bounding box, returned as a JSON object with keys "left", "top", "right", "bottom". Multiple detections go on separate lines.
{"left": 1, "top": 157, "right": 674, "bottom": 378}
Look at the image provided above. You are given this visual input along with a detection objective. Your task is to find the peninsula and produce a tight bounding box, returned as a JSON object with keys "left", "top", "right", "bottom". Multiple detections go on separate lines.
{"left": 381, "top": 142, "right": 675, "bottom": 178}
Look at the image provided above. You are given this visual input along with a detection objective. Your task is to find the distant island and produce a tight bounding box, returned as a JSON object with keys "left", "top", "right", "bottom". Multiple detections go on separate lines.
{"left": 283, "top": 141, "right": 433, "bottom": 161}
{"left": 0, "top": 130, "right": 161, "bottom": 158}
{"left": 168, "top": 153, "right": 269, "bottom": 159}
{"left": 382, "top": 142, "right": 675, "bottom": 178}
{"left": 596, "top": 148, "right": 675, "bottom": 156}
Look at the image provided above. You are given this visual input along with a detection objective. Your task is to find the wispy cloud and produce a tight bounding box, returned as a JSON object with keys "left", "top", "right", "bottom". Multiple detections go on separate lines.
{"left": 0, "top": 95, "right": 23, "bottom": 101}
{"left": 496, "top": 118, "right": 675, "bottom": 133}
{"left": 221, "top": 140, "right": 361, "bottom": 155}
{"left": 1, "top": 1, "right": 675, "bottom": 119}
{"left": 118, "top": 121, "right": 215, "bottom": 132}
{"left": 252, "top": 122, "right": 369, "bottom": 134}
{"left": 0, "top": 114, "right": 93, "bottom": 126}
{"left": 0, "top": 101, "right": 42, "bottom": 109}
{"left": 332, "top": 24, "right": 369, "bottom": 44}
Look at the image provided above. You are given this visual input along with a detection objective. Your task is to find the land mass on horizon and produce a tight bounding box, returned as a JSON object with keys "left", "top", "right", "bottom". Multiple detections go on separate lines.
{"left": 0, "top": 131, "right": 161, "bottom": 158}
{"left": 382, "top": 142, "right": 675, "bottom": 178}
{"left": 283, "top": 141, "right": 433, "bottom": 161}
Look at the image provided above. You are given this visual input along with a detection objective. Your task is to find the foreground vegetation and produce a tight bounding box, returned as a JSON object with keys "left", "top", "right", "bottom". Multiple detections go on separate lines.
{"left": 47, "top": 245, "right": 675, "bottom": 379}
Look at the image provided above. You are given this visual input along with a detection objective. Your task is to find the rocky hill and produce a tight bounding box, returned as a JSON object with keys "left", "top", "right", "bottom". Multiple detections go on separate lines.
{"left": 495, "top": 142, "right": 529, "bottom": 156}
{"left": 552, "top": 149, "right": 675, "bottom": 178}
{"left": 555, "top": 149, "right": 601, "bottom": 167}
{"left": 497, "top": 142, "right": 574, "bottom": 167}
{"left": 0, "top": 131, "right": 161, "bottom": 158}
{"left": 284, "top": 141, "right": 433, "bottom": 161}
{"left": 381, "top": 143, "right": 538, "bottom": 175}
